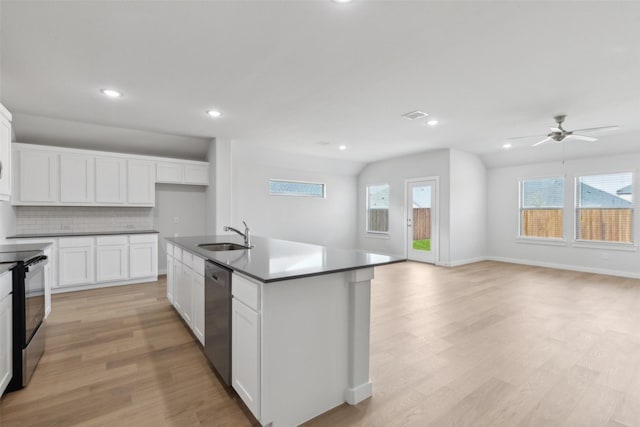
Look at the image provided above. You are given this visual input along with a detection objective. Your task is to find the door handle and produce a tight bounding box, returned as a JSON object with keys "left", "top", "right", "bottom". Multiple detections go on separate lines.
{"left": 0, "top": 160, "right": 3, "bottom": 179}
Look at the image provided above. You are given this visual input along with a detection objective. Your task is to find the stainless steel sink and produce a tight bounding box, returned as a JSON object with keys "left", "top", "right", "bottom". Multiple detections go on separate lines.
{"left": 198, "top": 243, "right": 250, "bottom": 251}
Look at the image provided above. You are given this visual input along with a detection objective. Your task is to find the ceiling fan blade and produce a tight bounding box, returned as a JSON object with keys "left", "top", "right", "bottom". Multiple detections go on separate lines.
{"left": 533, "top": 137, "right": 552, "bottom": 147}
{"left": 566, "top": 134, "right": 597, "bottom": 142}
{"left": 570, "top": 125, "right": 619, "bottom": 133}
{"left": 549, "top": 127, "right": 562, "bottom": 132}
{"left": 507, "top": 133, "right": 548, "bottom": 140}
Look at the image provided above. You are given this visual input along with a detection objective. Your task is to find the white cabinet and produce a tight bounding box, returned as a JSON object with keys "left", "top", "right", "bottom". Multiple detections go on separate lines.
{"left": 156, "top": 161, "right": 209, "bottom": 185}
{"left": 191, "top": 257, "right": 205, "bottom": 345}
{"left": 166, "top": 244, "right": 175, "bottom": 304}
{"left": 129, "top": 234, "right": 157, "bottom": 279}
{"left": 95, "top": 157, "right": 126, "bottom": 204}
{"left": 0, "top": 103, "right": 12, "bottom": 201}
{"left": 59, "top": 238, "right": 95, "bottom": 287}
{"left": 60, "top": 154, "right": 94, "bottom": 203}
{"left": 96, "top": 236, "right": 128, "bottom": 282}
{"left": 156, "top": 162, "right": 183, "bottom": 184}
{"left": 168, "top": 244, "right": 205, "bottom": 345}
{"left": 15, "top": 149, "right": 58, "bottom": 203}
{"left": 183, "top": 164, "right": 209, "bottom": 185}
{"left": 0, "top": 272, "right": 13, "bottom": 396}
{"left": 127, "top": 160, "right": 155, "bottom": 205}
{"left": 232, "top": 298, "right": 261, "bottom": 419}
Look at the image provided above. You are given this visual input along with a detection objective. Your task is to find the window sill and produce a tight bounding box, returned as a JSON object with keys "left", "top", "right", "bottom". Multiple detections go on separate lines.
{"left": 572, "top": 241, "right": 637, "bottom": 252}
{"left": 365, "top": 233, "right": 390, "bottom": 240}
{"left": 515, "top": 237, "right": 568, "bottom": 247}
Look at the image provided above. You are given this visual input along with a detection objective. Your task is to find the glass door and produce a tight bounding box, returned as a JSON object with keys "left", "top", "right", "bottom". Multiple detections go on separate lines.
{"left": 406, "top": 179, "right": 437, "bottom": 263}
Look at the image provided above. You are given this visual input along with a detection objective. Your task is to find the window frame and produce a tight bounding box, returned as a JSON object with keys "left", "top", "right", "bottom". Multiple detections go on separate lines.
{"left": 366, "top": 183, "right": 390, "bottom": 235}
{"left": 517, "top": 175, "right": 565, "bottom": 242}
{"left": 573, "top": 170, "right": 635, "bottom": 247}
{"left": 268, "top": 179, "right": 326, "bottom": 198}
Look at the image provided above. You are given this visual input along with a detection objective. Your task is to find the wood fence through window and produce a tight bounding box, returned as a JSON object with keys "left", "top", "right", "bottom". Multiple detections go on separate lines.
{"left": 413, "top": 208, "right": 431, "bottom": 240}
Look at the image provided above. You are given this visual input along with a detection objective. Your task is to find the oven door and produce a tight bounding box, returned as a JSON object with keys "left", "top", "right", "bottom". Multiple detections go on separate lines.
{"left": 24, "top": 256, "right": 47, "bottom": 344}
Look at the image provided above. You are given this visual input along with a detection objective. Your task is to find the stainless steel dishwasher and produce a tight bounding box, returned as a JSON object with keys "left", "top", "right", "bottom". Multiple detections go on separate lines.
{"left": 204, "top": 261, "right": 232, "bottom": 385}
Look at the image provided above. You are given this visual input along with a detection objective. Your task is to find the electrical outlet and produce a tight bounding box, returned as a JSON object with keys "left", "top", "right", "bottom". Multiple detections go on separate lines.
{"left": 602, "top": 252, "right": 609, "bottom": 260}
{"left": 173, "top": 232, "right": 180, "bottom": 237}
{"left": 173, "top": 217, "right": 180, "bottom": 224}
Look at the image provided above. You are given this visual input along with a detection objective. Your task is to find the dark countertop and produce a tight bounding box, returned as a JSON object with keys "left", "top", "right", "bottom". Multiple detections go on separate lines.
{"left": 166, "top": 235, "right": 405, "bottom": 283}
{"left": 7, "top": 230, "right": 160, "bottom": 239}
{"left": 0, "top": 242, "right": 53, "bottom": 252}
{"left": 0, "top": 263, "right": 16, "bottom": 276}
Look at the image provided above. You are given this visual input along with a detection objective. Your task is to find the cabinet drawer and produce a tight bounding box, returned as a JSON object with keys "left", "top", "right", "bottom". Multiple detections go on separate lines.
{"left": 96, "top": 235, "right": 128, "bottom": 246}
{"left": 174, "top": 247, "right": 182, "bottom": 262}
{"left": 59, "top": 237, "right": 94, "bottom": 248}
{"left": 166, "top": 243, "right": 174, "bottom": 257}
{"left": 182, "top": 251, "right": 193, "bottom": 269}
{"left": 232, "top": 273, "right": 260, "bottom": 311}
{"left": 193, "top": 256, "right": 205, "bottom": 276}
{"left": 0, "top": 271, "right": 12, "bottom": 300}
{"left": 129, "top": 234, "right": 157, "bottom": 244}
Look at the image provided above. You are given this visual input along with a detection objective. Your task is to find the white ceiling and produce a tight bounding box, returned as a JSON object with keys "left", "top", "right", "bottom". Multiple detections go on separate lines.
{"left": 1, "top": 1, "right": 639, "bottom": 166}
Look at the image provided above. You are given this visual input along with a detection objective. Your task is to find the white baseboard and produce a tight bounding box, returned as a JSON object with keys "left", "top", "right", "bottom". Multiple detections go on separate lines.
{"left": 51, "top": 275, "right": 159, "bottom": 294}
{"left": 437, "top": 256, "right": 488, "bottom": 267}
{"left": 486, "top": 256, "right": 640, "bottom": 280}
{"left": 344, "top": 382, "right": 372, "bottom": 405}
{"left": 158, "top": 268, "right": 167, "bottom": 275}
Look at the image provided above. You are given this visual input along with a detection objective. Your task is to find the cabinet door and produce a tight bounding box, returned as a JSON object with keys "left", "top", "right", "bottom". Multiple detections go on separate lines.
{"left": 166, "top": 255, "right": 174, "bottom": 304}
{"left": 96, "top": 245, "right": 128, "bottom": 282}
{"left": 180, "top": 266, "right": 193, "bottom": 327}
{"left": 183, "top": 164, "right": 209, "bottom": 185}
{"left": 192, "top": 271, "right": 205, "bottom": 345}
{"left": 156, "top": 162, "right": 183, "bottom": 184}
{"left": 0, "top": 113, "right": 11, "bottom": 200}
{"left": 17, "top": 149, "right": 58, "bottom": 203}
{"left": 0, "top": 293, "right": 12, "bottom": 395}
{"left": 59, "top": 246, "right": 94, "bottom": 287}
{"left": 127, "top": 160, "right": 155, "bottom": 205}
{"left": 129, "top": 243, "right": 157, "bottom": 278}
{"left": 95, "top": 157, "right": 126, "bottom": 204}
{"left": 173, "top": 261, "right": 183, "bottom": 314}
{"left": 232, "top": 298, "right": 261, "bottom": 419}
{"left": 60, "top": 154, "right": 95, "bottom": 203}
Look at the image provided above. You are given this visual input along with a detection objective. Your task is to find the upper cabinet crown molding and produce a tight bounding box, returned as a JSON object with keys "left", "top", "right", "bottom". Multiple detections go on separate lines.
{"left": 11, "top": 143, "right": 209, "bottom": 207}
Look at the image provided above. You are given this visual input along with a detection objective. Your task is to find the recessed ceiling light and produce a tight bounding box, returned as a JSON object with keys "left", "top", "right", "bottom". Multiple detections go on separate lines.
{"left": 332, "top": 0, "right": 353, "bottom": 3}
{"left": 338, "top": 145, "right": 347, "bottom": 151}
{"left": 206, "top": 110, "right": 222, "bottom": 118}
{"left": 100, "top": 89, "right": 122, "bottom": 98}
{"left": 426, "top": 119, "right": 439, "bottom": 126}
{"left": 503, "top": 143, "right": 512, "bottom": 149}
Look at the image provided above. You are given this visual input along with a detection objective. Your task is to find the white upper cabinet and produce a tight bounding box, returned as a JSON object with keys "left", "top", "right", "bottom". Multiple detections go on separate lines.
{"left": 127, "top": 160, "right": 155, "bottom": 205}
{"left": 156, "top": 162, "right": 183, "bottom": 184}
{"left": 60, "top": 154, "right": 95, "bottom": 203}
{"left": 0, "top": 103, "right": 12, "bottom": 201}
{"left": 157, "top": 161, "right": 209, "bottom": 185}
{"left": 183, "top": 164, "right": 209, "bottom": 185}
{"left": 11, "top": 143, "right": 208, "bottom": 206}
{"left": 95, "top": 157, "right": 126, "bottom": 204}
{"left": 15, "top": 149, "right": 58, "bottom": 203}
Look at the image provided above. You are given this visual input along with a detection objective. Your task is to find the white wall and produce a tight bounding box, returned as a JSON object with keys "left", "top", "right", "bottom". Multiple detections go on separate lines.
{"left": 230, "top": 145, "right": 362, "bottom": 249}
{"left": 357, "top": 149, "right": 451, "bottom": 259}
{"left": 449, "top": 149, "right": 487, "bottom": 265}
{"left": 154, "top": 183, "right": 207, "bottom": 272}
{"left": 488, "top": 151, "right": 640, "bottom": 278}
{"left": 0, "top": 201, "right": 16, "bottom": 243}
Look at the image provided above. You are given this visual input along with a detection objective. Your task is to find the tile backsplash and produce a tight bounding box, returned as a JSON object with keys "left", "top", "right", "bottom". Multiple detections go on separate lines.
{"left": 16, "top": 206, "right": 154, "bottom": 234}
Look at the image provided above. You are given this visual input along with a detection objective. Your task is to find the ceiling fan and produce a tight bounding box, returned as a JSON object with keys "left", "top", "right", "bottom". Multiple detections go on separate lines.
{"left": 508, "top": 115, "right": 619, "bottom": 147}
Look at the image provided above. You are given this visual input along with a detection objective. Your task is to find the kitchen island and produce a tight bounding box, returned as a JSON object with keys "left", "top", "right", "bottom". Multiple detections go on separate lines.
{"left": 166, "top": 235, "right": 404, "bottom": 427}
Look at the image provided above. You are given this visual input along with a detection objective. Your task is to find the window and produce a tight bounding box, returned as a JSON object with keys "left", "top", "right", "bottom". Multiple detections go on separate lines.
{"left": 519, "top": 177, "right": 564, "bottom": 239}
{"left": 366, "top": 184, "right": 389, "bottom": 234}
{"left": 269, "top": 180, "right": 325, "bottom": 198}
{"left": 576, "top": 172, "right": 633, "bottom": 244}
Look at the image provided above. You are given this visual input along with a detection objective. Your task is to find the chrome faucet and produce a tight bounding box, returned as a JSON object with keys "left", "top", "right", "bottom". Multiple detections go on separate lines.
{"left": 224, "top": 220, "right": 251, "bottom": 247}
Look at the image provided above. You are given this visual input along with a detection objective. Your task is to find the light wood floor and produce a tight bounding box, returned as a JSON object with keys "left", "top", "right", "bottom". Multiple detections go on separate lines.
{"left": 2, "top": 261, "right": 640, "bottom": 426}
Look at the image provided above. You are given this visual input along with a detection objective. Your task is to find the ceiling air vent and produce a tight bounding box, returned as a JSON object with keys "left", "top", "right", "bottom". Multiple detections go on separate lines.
{"left": 401, "top": 110, "right": 429, "bottom": 120}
